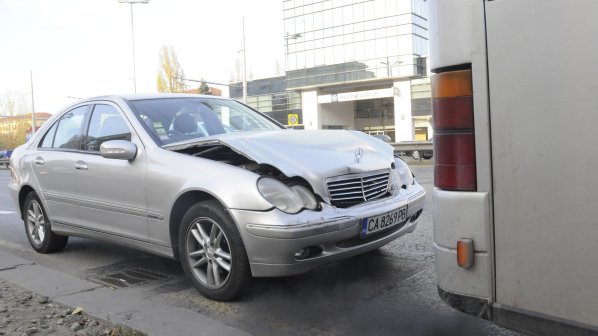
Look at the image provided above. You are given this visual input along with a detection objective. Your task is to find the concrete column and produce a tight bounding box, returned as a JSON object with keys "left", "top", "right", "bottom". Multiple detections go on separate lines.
{"left": 393, "top": 80, "right": 413, "bottom": 141}
{"left": 427, "top": 116, "right": 434, "bottom": 140}
{"left": 301, "top": 89, "right": 322, "bottom": 130}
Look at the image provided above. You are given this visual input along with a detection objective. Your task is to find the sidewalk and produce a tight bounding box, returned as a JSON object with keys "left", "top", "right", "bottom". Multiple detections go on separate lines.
{"left": 0, "top": 278, "right": 133, "bottom": 336}
{"left": 0, "top": 250, "right": 251, "bottom": 336}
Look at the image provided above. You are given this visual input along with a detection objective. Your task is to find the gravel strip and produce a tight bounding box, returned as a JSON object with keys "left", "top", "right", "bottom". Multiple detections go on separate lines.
{"left": 0, "top": 279, "right": 143, "bottom": 336}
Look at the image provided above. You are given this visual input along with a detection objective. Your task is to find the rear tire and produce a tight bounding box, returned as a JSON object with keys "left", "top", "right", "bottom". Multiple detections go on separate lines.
{"left": 23, "top": 191, "right": 68, "bottom": 253}
{"left": 178, "top": 200, "right": 250, "bottom": 301}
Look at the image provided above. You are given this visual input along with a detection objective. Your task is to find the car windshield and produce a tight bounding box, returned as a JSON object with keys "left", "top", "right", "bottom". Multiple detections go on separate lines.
{"left": 129, "top": 97, "right": 283, "bottom": 146}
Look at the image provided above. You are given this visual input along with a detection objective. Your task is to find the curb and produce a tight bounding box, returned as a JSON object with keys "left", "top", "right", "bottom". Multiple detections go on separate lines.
{"left": 0, "top": 250, "right": 252, "bottom": 336}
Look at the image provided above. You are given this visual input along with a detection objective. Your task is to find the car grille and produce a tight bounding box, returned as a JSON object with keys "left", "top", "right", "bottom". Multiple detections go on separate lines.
{"left": 326, "top": 170, "right": 390, "bottom": 208}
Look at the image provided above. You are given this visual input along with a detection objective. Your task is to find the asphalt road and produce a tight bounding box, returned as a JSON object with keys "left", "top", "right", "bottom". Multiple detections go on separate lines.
{"left": 0, "top": 165, "right": 521, "bottom": 336}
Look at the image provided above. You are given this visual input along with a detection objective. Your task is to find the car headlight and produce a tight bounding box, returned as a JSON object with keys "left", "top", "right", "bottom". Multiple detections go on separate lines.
{"left": 393, "top": 157, "right": 414, "bottom": 188}
{"left": 9, "top": 165, "right": 18, "bottom": 184}
{"left": 257, "top": 177, "right": 318, "bottom": 214}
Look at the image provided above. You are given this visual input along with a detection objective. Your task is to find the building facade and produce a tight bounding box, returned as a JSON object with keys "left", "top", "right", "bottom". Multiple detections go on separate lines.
{"left": 230, "top": 0, "right": 431, "bottom": 140}
{"left": 283, "top": 0, "right": 431, "bottom": 141}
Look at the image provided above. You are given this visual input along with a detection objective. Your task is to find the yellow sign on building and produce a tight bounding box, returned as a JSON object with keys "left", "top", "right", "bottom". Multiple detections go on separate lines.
{"left": 288, "top": 113, "right": 299, "bottom": 126}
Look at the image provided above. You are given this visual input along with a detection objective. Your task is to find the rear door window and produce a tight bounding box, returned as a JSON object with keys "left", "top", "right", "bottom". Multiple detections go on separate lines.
{"left": 39, "top": 122, "right": 58, "bottom": 148}
{"left": 50, "top": 106, "right": 88, "bottom": 149}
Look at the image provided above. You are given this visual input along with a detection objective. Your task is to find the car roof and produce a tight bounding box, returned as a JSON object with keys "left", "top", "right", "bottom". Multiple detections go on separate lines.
{"left": 85, "top": 93, "right": 233, "bottom": 102}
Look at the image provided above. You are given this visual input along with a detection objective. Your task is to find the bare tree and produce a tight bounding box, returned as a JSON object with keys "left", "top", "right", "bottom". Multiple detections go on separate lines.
{"left": 156, "top": 45, "right": 187, "bottom": 93}
{"left": 0, "top": 91, "right": 30, "bottom": 116}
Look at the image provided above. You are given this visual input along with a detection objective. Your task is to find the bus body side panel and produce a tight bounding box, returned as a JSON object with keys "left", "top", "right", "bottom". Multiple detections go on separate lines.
{"left": 430, "top": 0, "right": 495, "bottom": 306}
{"left": 433, "top": 190, "right": 492, "bottom": 299}
{"left": 429, "top": 0, "right": 475, "bottom": 70}
{"left": 486, "top": 0, "right": 598, "bottom": 327}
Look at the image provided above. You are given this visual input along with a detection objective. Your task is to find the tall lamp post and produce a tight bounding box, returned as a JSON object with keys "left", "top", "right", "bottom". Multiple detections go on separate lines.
{"left": 30, "top": 71, "right": 36, "bottom": 137}
{"left": 119, "top": 0, "right": 149, "bottom": 93}
{"left": 242, "top": 18, "right": 247, "bottom": 103}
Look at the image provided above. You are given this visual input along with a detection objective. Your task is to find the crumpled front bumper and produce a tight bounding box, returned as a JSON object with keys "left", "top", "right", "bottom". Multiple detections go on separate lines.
{"left": 228, "top": 182, "right": 426, "bottom": 277}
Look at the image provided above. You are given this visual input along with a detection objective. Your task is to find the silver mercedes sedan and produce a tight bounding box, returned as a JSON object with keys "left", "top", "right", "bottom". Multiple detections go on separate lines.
{"left": 8, "top": 94, "right": 426, "bottom": 300}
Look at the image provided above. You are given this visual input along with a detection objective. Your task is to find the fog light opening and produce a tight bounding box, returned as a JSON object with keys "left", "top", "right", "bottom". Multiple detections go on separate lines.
{"left": 294, "top": 246, "right": 323, "bottom": 261}
{"left": 410, "top": 209, "right": 423, "bottom": 223}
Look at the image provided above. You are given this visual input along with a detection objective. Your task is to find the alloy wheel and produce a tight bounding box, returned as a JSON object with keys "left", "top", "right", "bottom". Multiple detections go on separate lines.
{"left": 26, "top": 200, "right": 46, "bottom": 246}
{"left": 186, "top": 217, "right": 232, "bottom": 289}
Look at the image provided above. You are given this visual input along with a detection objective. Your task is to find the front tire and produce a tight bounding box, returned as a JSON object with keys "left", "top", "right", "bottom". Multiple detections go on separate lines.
{"left": 23, "top": 192, "right": 68, "bottom": 253}
{"left": 178, "top": 200, "right": 250, "bottom": 301}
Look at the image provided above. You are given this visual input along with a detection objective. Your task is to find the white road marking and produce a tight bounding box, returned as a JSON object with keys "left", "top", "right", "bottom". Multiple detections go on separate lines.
{"left": 0, "top": 211, "right": 15, "bottom": 215}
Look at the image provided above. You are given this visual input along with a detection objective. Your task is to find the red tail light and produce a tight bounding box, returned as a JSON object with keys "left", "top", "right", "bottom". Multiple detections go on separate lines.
{"left": 432, "top": 69, "right": 476, "bottom": 191}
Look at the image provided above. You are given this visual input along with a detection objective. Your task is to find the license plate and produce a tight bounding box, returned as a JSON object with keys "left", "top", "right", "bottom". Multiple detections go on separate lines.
{"left": 361, "top": 206, "right": 408, "bottom": 238}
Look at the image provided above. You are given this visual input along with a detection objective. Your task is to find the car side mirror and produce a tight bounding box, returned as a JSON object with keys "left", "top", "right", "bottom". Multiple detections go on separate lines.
{"left": 100, "top": 140, "right": 137, "bottom": 160}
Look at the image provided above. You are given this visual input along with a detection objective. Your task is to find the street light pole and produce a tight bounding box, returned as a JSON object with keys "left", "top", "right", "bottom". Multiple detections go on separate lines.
{"left": 30, "top": 71, "right": 36, "bottom": 136}
{"left": 242, "top": 18, "right": 247, "bottom": 103}
{"left": 119, "top": 0, "right": 149, "bottom": 93}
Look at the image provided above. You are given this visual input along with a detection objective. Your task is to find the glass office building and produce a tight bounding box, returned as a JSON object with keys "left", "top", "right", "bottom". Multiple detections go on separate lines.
{"left": 284, "top": 0, "right": 428, "bottom": 87}
{"left": 229, "top": 77, "right": 303, "bottom": 127}
{"left": 283, "top": 0, "right": 431, "bottom": 141}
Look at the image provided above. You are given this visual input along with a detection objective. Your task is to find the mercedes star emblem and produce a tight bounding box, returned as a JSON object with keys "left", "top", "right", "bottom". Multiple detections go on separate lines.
{"left": 355, "top": 147, "right": 364, "bottom": 163}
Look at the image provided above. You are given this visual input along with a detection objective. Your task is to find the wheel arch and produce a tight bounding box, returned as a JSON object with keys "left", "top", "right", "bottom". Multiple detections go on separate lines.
{"left": 169, "top": 190, "right": 226, "bottom": 260}
{"left": 18, "top": 185, "right": 36, "bottom": 219}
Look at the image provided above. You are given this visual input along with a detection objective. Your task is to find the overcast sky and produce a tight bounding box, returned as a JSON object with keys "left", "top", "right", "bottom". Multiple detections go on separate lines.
{"left": 0, "top": 0, "right": 284, "bottom": 113}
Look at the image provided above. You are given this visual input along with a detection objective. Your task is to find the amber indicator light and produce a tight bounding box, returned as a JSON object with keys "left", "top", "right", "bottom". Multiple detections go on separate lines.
{"left": 431, "top": 70, "right": 473, "bottom": 99}
{"left": 457, "top": 239, "right": 474, "bottom": 268}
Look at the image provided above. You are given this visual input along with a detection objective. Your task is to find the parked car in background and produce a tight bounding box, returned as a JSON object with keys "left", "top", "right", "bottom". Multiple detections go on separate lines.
{"left": 370, "top": 134, "right": 392, "bottom": 143}
{"left": 394, "top": 139, "right": 433, "bottom": 160}
{"left": 0, "top": 150, "right": 13, "bottom": 158}
{"left": 419, "top": 138, "right": 434, "bottom": 160}
{"left": 8, "top": 94, "right": 426, "bottom": 301}
{"left": 0, "top": 150, "right": 11, "bottom": 167}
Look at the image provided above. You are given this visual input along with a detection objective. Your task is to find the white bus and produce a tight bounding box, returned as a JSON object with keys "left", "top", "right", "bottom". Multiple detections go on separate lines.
{"left": 430, "top": 1, "right": 598, "bottom": 335}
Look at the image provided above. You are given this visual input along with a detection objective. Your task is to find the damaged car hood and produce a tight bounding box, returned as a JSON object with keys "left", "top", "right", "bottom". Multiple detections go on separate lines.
{"left": 165, "top": 130, "right": 395, "bottom": 199}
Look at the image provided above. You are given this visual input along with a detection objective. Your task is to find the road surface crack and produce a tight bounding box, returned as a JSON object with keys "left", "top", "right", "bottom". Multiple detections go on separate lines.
{"left": 55, "top": 285, "right": 104, "bottom": 298}
{"left": 0, "top": 262, "right": 35, "bottom": 272}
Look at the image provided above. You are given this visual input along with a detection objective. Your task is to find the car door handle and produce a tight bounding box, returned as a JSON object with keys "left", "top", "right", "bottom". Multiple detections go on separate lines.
{"left": 34, "top": 157, "right": 44, "bottom": 165}
{"left": 74, "top": 161, "right": 88, "bottom": 170}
